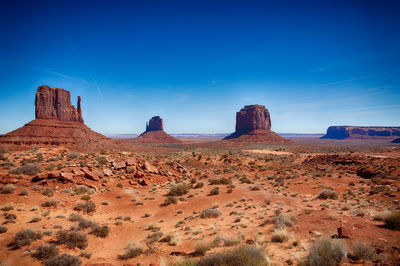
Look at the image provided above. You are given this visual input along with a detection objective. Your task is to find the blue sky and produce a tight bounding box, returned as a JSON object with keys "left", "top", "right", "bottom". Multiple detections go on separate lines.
{"left": 1, "top": 0, "right": 399, "bottom": 134}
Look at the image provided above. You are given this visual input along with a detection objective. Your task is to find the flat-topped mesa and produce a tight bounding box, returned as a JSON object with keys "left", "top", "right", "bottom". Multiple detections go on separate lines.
{"left": 224, "top": 104, "right": 290, "bottom": 143}
{"left": 35, "top": 85, "right": 83, "bottom": 123}
{"left": 235, "top": 104, "right": 271, "bottom": 132}
{"left": 321, "top": 126, "right": 400, "bottom": 140}
{"left": 145, "top": 116, "right": 163, "bottom": 132}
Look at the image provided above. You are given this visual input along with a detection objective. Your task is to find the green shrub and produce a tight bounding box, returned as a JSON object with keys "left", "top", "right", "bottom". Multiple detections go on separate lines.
{"left": 306, "top": 237, "right": 347, "bottom": 266}
{"left": 44, "top": 254, "right": 81, "bottom": 266}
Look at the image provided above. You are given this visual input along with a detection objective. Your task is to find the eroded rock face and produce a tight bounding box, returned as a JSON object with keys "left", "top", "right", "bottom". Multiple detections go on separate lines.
{"left": 224, "top": 104, "right": 289, "bottom": 144}
{"left": 235, "top": 105, "right": 271, "bottom": 131}
{"left": 35, "top": 85, "right": 83, "bottom": 123}
{"left": 145, "top": 116, "right": 163, "bottom": 132}
{"left": 321, "top": 126, "right": 400, "bottom": 140}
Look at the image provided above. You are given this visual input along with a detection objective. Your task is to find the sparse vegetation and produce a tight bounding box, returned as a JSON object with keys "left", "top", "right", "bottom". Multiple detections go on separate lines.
{"left": 56, "top": 230, "right": 88, "bottom": 249}
{"left": 8, "top": 228, "right": 42, "bottom": 249}
{"left": 33, "top": 245, "right": 59, "bottom": 260}
{"left": 168, "top": 183, "right": 191, "bottom": 196}
{"left": 318, "top": 188, "right": 338, "bottom": 200}
{"left": 383, "top": 211, "right": 400, "bottom": 230}
{"left": 119, "top": 242, "right": 143, "bottom": 259}
{"left": 0, "top": 184, "right": 16, "bottom": 194}
{"left": 74, "top": 201, "right": 96, "bottom": 214}
{"left": 44, "top": 254, "right": 81, "bottom": 266}
{"left": 9, "top": 163, "right": 41, "bottom": 176}
{"left": 305, "top": 237, "right": 347, "bottom": 266}
{"left": 200, "top": 208, "right": 221, "bottom": 218}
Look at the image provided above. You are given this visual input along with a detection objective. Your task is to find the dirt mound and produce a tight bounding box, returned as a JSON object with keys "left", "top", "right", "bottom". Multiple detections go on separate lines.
{"left": 128, "top": 130, "right": 182, "bottom": 144}
{"left": 0, "top": 85, "right": 116, "bottom": 151}
{"left": 224, "top": 105, "right": 290, "bottom": 144}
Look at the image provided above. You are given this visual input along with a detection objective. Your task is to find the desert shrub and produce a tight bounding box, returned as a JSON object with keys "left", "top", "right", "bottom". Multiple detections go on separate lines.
{"left": 90, "top": 225, "right": 110, "bottom": 238}
{"left": 80, "top": 195, "right": 91, "bottom": 201}
{"left": 0, "top": 225, "right": 8, "bottom": 233}
{"left": 306, "top": 237, "right": 347, "bottom": 266}
{"left": 200, "top": 208, "right": 221, "bottom": 218}
{"left": 68, "top": 213, "right": 82, "bottom": 222}
{"left": 168, "top": 183, "right": 191, "bottom": 196}
{"left": 271, "top": 228, "right": 289, "bottom": 242}
{"left": 1, "top": 202, "right": 14, "bottom": 211}
{"left": 74, "top": 185, "right": 90, "bottom": 195}
{"left": 43, "top": 188, "right": 54, "bottom": 197}
{"left": 160, "top": 234, "right": 179, "bottom": 246}
{"left": 9, "top": 163, "right": 41, "bottom": 176}
{"left": 162, "top": 196, "right": 178, "bottom": 206}
{"left": 73, "top": 201, "right": 96, "bottom": 214}
{"left": 373, "top": 210, "right": 391, "bottom": 221}
{"left": 318, "top": 189, "right": 338, "bottom": 200}
{"left": 42, "top": 200, "right": 58, "bottom": 207}
{"left": 145, "top": 231, "right": 163, "bottom": 244}
{"left": 33, "top": 245, "right": 59, "bottom": 260}
{"left": 19, "top": 188, "right": 30, "bottom": 196}
{"left": 350, "top": 242, "right": 374, "bottom": 261}
{"left": 44, "top": 254, "right": 81, "bottom": 266}
{"left": 119, "top": 242, "right": 143, "bottom": 259}
{"left": 384, "top": 211, "right": 400, "bottom": 230}
{"left": 30, "top": 216, "right": 42, "bottom": 223}
{"left": 56, "top": 230, "right": 88, "bottom": 249}
{"left": 8, "top": 228, "right": 42, "bottom": 249}
{"left": 4, "top": 213, "right": 17, "bottom": 223}
{"left": 239, "top": 176, "right": 252, "bottom": 184}
{"left": 0, "top": 184, "right": 16, "bottom": 194}
{"left": 195, "top": 240, "right": 218, "bottom": 255}
{"left": 209, "top": 187, "right": 220, "bottom": 196}
{"left": 274, "top": 214, "right": 296, "bottom": 228}
{"left": 78, "top": 218, "right": 98, "bottom": 229}
{"left": 194, "top": 182, "right": 204, "bottom": 189}
{"left": 79, "top": 252, "right": 91, "bottom": 259}
{"left": 96, "top": 156, "right": 108, "bottom": 166}
{"left": 209, "top": 177, "right": 231, "bottom": 185}
{"left": 197, "top": 244, "right": 270, "bottom": 266}
{"left": 67, "top": 152, "right": 80, "bottom": 161}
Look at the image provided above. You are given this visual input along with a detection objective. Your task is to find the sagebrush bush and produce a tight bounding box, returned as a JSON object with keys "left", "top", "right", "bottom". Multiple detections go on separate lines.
{"left": 318, "top": 189, "right": 338, "bottom": 200}
{"left": 9, "top": 163, "right": 41, "bottom": 176}
{"left": 74, "top": 201, "right": 96, "bottom": 214}
{"left": 271, "top": 228, "right": 289, "bottom": 243}
{"left": 384, "top": 211, "right": 400, "bottom": 230}
{"left": 42, "top": 200, "right": 58, "bottom": 207}
{"left": 200, "top": 208, "right": 221, "bottom": 218}
{"left": 19, "top": 188, "right": 30, "bottom": 196}
{"left": 0, "top": 225, "right": 8, "bottom": 233}
{"left": 1, "top": 202, "right": 14, "bottom": 211}
{"left": 162, "top": 196, "right": 178, "bottom": 206}
{"left": 168, "top": 183, "right": 191, "bottom": 196}
{"left": 351, "top": 242, "right": 374, "bottom": 261}
{"left": 209, "top": 187, "right": 220, "bottom": 196}
{"left": 44, "top": 254, "right": 81, "bottom": 266}
{"left": 306, "top": 237, "right": 347, "bottom": 266}
{"left": 33, "top": 245, "right": 59, "bottom": 260}
{"left": 119, "top": 242, "right": 143, "bottom": 259}
{"left": 274, "top": 214, "right": 296, "bottom": 228}
{"left": 56, "top": 230, "right": 88, "bottom": 249}
{"left": 42, "top": 188, "right": 54, "bottom": 197}
{"left": 197, "top": 245, "right": 270, "bottom": 266}
{"left": 0, "top": 184, "right": 16, "bottom": 194}
{"left": 90, "top": 225, "right": 110, "bottom": 238}
{"left": 209, "top": 177, "right": 231, "bottom": 185}
{"left": 8, "top": 228, "right": 42, "bottom": 249}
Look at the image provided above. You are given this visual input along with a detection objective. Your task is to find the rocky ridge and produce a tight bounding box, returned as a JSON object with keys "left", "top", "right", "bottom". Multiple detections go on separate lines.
{"left": 321, "top": 126, "right": 400, "bottom": 140}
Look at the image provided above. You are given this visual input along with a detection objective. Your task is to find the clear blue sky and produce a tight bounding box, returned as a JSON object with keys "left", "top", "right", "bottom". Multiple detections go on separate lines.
{"left": 1, "top": 0, "right": 399, "bottom": 134}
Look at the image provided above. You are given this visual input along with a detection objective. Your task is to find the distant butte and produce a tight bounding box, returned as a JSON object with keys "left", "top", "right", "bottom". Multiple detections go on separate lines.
{"left": 132, "top": 116, "right": 181, "bottom": 144}
{"left": 0, "top": 85, "right": 116, "bottom": 151}
{"left": 224, "top": 104, "right": 290, "bottom": 144}
{"left": 321, "top": 126, "right": 400, "bottom": 140}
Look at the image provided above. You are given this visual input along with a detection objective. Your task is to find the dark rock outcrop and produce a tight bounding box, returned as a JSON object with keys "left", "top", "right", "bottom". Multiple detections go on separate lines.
{"left": 145, "top": 116, "right": 163, "bottom": 132}
{"left": 224, "top": 105, "right": 290, "bottom": 143}
{"left": 0, "top": 85, "right": 115, "bottom": 151}
{"left": 126, "top": 116, "right": 181, "bottom": 144}
{"left": 321, "top": 126, "right": 400, "bottom": 140}
{"left": 35, "top": 85, "right": 83, "bottom": 123}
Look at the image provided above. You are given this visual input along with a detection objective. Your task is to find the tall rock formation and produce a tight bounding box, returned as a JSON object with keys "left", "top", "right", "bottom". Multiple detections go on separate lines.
{"left": 321, "top": 126, "right": 400, "bottom": 140}
{"left": 35, "top": 85, "right": 83, "bottom": 123}
{"left": 126, "top": 116, "right": 181, "bottom": 144}
{"left": 145, "top": 116, "right": 163, "bottom": 132}
{"left": 0, "top": 85, "right": 115, "bottom": 151}
{"left": 224, "top": 104, "right": 289, "bottom": 143}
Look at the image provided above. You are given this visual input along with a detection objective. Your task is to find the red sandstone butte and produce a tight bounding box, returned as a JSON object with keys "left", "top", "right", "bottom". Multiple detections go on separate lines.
{"left": 224, "top": 104, "right": 290, "bottom": 143}
{"left": 132, "top": 116, "right": 181, "bottom": 144}
{"left": 0, "top": 85, "right": 116, "bottom": 151}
